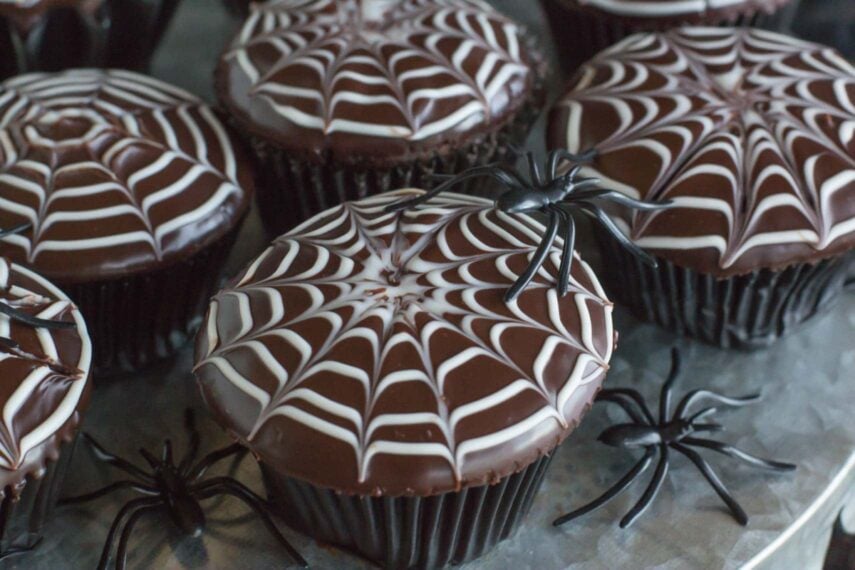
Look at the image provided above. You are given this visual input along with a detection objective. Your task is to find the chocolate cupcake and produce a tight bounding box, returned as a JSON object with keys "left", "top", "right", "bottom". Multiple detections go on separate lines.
{"left": 0, "top": 69, "right": 254, "bottom": 374}
{"left": 0, "top": 257, "right": 92, "bottom": 555}
{"left": 0, "top": 0, "right": 180, "bottom": 80}
{"left": 194, "top": 190, "right": 615, "bottom": 568}
{"left": 216, "top": 0, "right": 545, "bottom": 236}
{"left": 548, "top": 27, "right": 855, "bottom": 348}
{"left": 540, "top": 0, "right": 798, "bottom": 75}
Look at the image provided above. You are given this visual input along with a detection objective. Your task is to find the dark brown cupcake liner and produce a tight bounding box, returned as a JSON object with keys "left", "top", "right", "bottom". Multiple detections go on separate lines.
{"left": 262, "top": 454, "right": 554, "bottom": 569}
{"left": 541, "top": 0, "right": 801, "bottom": 77}
{"left": 0, "top": 433, "right": 78, "bottom": 555}
{"left": 244, "top": 41, "right": 547, "bottom": 237}
{"left": 63, "top": 225, "right": 241, "bottom": 376}
{"left": 0, "top": 0, "right": 180, "bottom": 80}
{"left": 594, "top": 230, "right": 851, "bottom": 349}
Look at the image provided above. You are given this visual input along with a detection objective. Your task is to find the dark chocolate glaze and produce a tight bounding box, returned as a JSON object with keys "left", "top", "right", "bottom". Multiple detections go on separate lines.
{"left": 549, "top": 27, "right": 855, "bottom": 277}
{"left": 0, "top": 69, "right": 254, "bottom": 284}
{"left": 216, "top": 0, "right": 536, "bottom": 166}
{"left": 194, "top": 190, "right": 615, "bottom": 496}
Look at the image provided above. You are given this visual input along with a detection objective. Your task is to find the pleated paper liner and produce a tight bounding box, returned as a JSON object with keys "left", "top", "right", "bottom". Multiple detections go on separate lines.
{"left": 0, "top": 0, "right": 180, "bottom": 80}
{"left": 242, "top": 37, "right": 548, "bottom": 238}
{"left": 262, "top": 455, "right": 554, "bottom": 570}
{"left": 540, "top": 0, "right": 801, "bottom": 78}
{"left": 594, "top": 231, "right": 851, "bottom": 349}
{"left": 63, "top": 225, "right": 241, "bottom": 377}
{"left": 0, "top": 434, "right": 79, "bottom": 556}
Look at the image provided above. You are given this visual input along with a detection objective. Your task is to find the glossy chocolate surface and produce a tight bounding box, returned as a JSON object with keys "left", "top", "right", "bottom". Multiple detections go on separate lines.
{"left": 549, "top": 27, "right": 855, "bottom": 277}
{"left": 216, "top": 0, "right": 536, "bottom": 165}
{"left": 0, "top": 257, "right": 91, "bottom": 496}
{"left": 0, "top": 69, "right": 253, "bottom": 284}
{"left": 194, "top": 190, "right": 615, "bottom": 496}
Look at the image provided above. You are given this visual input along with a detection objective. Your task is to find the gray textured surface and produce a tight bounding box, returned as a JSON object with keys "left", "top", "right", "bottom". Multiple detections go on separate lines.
{"left": 4, "top": 1, "right": 855, "bottom": 569}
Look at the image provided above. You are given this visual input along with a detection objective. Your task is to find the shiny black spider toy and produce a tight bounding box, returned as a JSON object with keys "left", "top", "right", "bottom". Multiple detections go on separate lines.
{"left": 386, "top": 149, "right": 670, "bottom": 301}
{"left": 61, "top": 410, "right": 307, "bottom": 570}
{"left": 554, "top": 348, "right": 796, "bottom": 529}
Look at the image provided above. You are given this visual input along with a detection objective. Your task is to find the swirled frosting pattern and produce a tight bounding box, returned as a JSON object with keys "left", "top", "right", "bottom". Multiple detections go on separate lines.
{"left": 0, "top": 69, "right": 252, "bottom": 283}
{"left": 0, "top": 257, "right": 90, "bottom": 493}
{"left": 549, "top": 27, "right": 855, "bottom": 276}
{"left": 195, "top": 190, "right": 614, "bottom": 495}
{"left": 217, "top": 0, "right": 534, "bottom": 162}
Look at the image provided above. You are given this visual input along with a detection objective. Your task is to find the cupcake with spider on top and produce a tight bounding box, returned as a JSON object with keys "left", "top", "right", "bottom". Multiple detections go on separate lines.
{"left": 0, "top": 257, "right": 92, "bottom": 557}
{"left": 215, "top": 0, "right": 547, "bottom": 236}
{"left": 548, "top": 27, "right": 855, "bottom": 349}
{"left": 0, "top": 0, "right": 180, "bottom": 80}
{"left": 0, "top": 68, "right": 254, "bottom": 375}
{"left": 539, "top": 0, "right": 800, "bottom": 76}
{"left": 194, "top": 186, "right": 618, "bottom": 568}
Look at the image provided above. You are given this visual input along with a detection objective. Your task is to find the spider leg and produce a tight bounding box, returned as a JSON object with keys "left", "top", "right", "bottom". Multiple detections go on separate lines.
{"left": 550, "top": 206, "right": 576, "bottom": 297}
{"left": 579, "top": 203, "right": 660, "bottom": 267}
{"left": 688, "top": 406, "right": 718, "bottom": 423}
{"left": 547, "top": 148, "right": 597, "bottom": 180}
{"left": 682, "top": 438, "right": 796, "bottom": 472}
{"left": 385, "top": 165, "right": 526, "bottom": 213}
{"left": 526, "top": 152, "right": 544, "bottom": 186}
{"left": 659, "top": 347, "right": 682, "bottom": 423}
{"left": 504, "top": 207, "right": 560, "bottom": 303}
{"left": 578, "top": 189, "right": 672, "bottom": 212}
{"left": 139, "top": 447, "right": 160, "bottom": 470}
{"left": 599, "top": 389, "right": 656, "bottom": 424}
{"left": 0, "top": 301, "right": 77, "bottom": 330}
{"left": 673, "top": 390, "right": 761, "bottom": 422}
{"left": 596, "top": 393, "right": 649, "bottom": 425}
{"left": 690, "top": 423, "right": 724, "bottom": 434}
{"left": 195, "top": 477, "right": 308, "bottom": 568}
{"left": 672, "top": 443, "right": 748, "bottom": 525}
{"left": 179, "top": 409, "right": 201, "bottom": 474}
{"left": 187, "top": 443, "right": 246, "bottom": 482}
{"left": 553, "top": 447, "right": 655, "bottom": 526}
{"left": 0, "top": 222, "right": 31, "bottom": 239}
{"left": 114, "top": 504, "right": 162, "bottom": 570}
{"left": 620, "top": 445, "right": 670, "bottom": 528}
{"left": 0, "top": 539, "right": 40, "bottom": 561}
{"left": 163, "top": 439, "right": 174, "bottom": 465}
{"left": 60, "top": 480, "right": 158, "bottom": 505}
{"left": 96, "top": 497, "right": 162, "bottom": 570}
{"left": 83, "top": 433, "right": 154, "bottom": 483}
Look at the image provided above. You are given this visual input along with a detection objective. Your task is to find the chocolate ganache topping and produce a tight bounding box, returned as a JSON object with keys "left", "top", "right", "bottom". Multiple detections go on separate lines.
{"left": 560, "top": 0, "right": 791, "bottom": 22}
{"left": 0, "top": 257, "right": 91, "bottom": 496}
{"left": 194, "top": 190, "right": 614, "bottom": 496}
{"left": 216, "top": 0, "right": 535, "bottom": 164}
{"left": 549, "top": 27, "right": 855, "bottom": 277}
{"left": 0, "top": 69, "right": 253, "bottom": 284}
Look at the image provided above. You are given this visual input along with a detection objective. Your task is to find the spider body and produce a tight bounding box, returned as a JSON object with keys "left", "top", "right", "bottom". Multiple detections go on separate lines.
{"left": 554, "top": 348, "right": 796, "bottom": 529}
{"left": 61, "top": 410, "right": 307, "bottom": 570}
{"left": 386, "top": 148, "right": 671, "bottom": 301}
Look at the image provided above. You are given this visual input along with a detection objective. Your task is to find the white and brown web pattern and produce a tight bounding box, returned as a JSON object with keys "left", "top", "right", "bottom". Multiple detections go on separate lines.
{"left": 552, "top": 27, "right": 855, "bottom": 276}
{"left": 0, "top": 258, "right": 90, "bottom": 473}
{"left": 0, "top": 69, "right": 249, "bottom": 281}
{"left": 224, "top": 0, "right": 531, "bottom": 143}
{"left": 195, "top": 191, "right": 614, "bottom": 494}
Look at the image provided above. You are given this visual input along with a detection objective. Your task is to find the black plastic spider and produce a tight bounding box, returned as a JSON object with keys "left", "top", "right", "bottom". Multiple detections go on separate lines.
{"left": 554, "top": 348, "right": 796, "bottom": 529}
{"left": 60, "top": 410, "right": 307, "bottom": 570}
{"left": 386, "top": 148, "right": 670, "bottom": 301}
